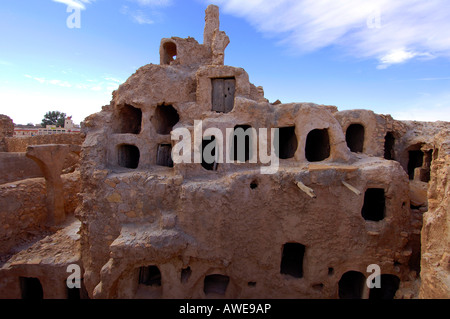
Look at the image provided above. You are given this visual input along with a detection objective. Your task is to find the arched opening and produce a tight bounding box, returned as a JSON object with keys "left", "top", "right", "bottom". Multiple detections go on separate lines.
{"left": 114, "top": 104, "right": 142, "bottom": 134}
{"left": 338, "top": 271, "right": 366, "bottom": 299}
{"left": 305, "top": 129, "right": 330, "bottom": 162}
{"left": 162, "top": 41, "right": 177, "bottom": 65}
{"left": 118, "top": 144, "right": 140, "bottom": 169}
{"left": 231, "top": 125, "right": 253, "bottom": 162}
{"left": 152, "top": 104, "right": 180, "bottom": 135}
{"left": 20, "top": 277, "right": 43, "bottom": 299}
{"left": 280, "top": 243, "right": 305, "bottom": 278}
{"left": 139, "top": 266, "right": 162, "bottom": 287}
{"left": 345, "top": 124, "right": 365, "bottom": 153}
{"left": 204, "top": 274, "right": 230, "bottom": 296}
{"left": 369, "top": 274, "right": 400, "bottom": 299}
{"left": 361, "top": 188, "right": 385, "bottom": 221}
{"left": 275, "top": 126, "right": 298, "bottom": 159}
{"left": 384, "top": 132, "right": 395, "bottom": 160}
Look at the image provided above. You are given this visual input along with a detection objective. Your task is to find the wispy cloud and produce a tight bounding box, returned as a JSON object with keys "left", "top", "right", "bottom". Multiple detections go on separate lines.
{"left": 122, "top": 0, "right": 173, "bottom": 25}
{"left": 24, "top": 74, "right": 124, "bottom": 92}
{"left": 52, "top": 0, "right": 93, "bottom": 10}
{"left": 210, "top": 0, "right": 450, "bottom": 69}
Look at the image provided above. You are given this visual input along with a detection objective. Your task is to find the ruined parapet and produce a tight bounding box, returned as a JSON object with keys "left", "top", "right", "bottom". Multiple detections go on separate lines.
{"left": 419, "top": 130, "right": 450, "bottom": 298}
{"left": 159, "top": 5, "right": 228, "bottom": 67}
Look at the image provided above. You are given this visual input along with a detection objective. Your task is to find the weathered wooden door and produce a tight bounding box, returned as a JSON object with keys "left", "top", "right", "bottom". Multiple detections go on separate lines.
{"left": 212, "top": 78, "right": 235, "bottom": 113}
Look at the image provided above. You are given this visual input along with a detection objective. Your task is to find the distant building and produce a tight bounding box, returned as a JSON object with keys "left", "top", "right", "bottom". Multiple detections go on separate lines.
{"left": 13, "top": 116, "right": 80, "bottom": 137}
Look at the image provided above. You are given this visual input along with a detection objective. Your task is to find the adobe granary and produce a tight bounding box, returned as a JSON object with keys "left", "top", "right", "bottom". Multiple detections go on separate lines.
{"left": 0, "top": 5, "right": 448, "bottom": 299}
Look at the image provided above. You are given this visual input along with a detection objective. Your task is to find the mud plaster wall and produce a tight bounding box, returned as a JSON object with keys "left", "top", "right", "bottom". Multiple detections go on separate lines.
{"left": 420, "top": 130, "right": 450, "bottom": 298}
{"left": 0, "top": 172, "right": 81, "bottom": 256}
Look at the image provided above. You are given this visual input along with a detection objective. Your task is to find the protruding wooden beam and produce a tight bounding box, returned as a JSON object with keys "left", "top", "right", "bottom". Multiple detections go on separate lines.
{"left": 342, "top": 180, "right": 361, "bottom": 195}
{"left": 294, "top": 180, "right": 316, "bottom": 198}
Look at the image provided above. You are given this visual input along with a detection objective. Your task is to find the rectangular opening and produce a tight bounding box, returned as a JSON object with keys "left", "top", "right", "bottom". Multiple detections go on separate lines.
{"left": 231, "top": 125, "right": 253, "bottom": 162}
{"left": 202, "top": 136, "right": 218, "bottom": 171}
{"left": 280, "top": 243, "right": 305, "bottom": 278}
{"left": 118, "top": 144, "right": 140, "bottom": 169}
{"left": 20, "top": 277, "right": 43, "bottom": 299}
{"left": 361, "top": 188, "right": 385, "bottom": 221}
{"left": 114, "top": 104, "right": 142, "bottom": 134}
{"left": 212, "top": 78, "right": 235, "bottom": 113}
{"left": 204, "top": 274, "right": 230, "bottom": 296}
{"left": 156, "top": 144, "right": 174, "bottom": 167}
{"left": 408, "top": 150, "right": 424, "bottom": 180}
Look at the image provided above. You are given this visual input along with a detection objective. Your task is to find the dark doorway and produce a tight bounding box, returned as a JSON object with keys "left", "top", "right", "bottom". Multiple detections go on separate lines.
{"left": 118, "top": 144, "right": 140, "bottom": 169}
{"left": 231, "top": 125, "right": 253, "bottom": 162}
{"left": 346, "top": 124, "right": 365, "bottom": 153}
{"left": 338, "top": 271, "right": 366, "bottom": 299}
{"left": 369, "top": 274, "right": 400, "bottom": 299}
{"left": 280, "top": 243, "right": 305, "bottom": 278}
{"left": 156, "top": 144, "right": 174, "bottom": 167}
{"left": 408, "top": 150, "right": 424, "bottom": 180}
{"left": 139, "top": 266, "right": 162, "bottom": 287}
{"left": 201, "top": 136, "right": 218, "bottom": 171}
{"left": 20, "top": 277, "right": 43, "bottom": 299}
{"left": 152, "top": 104, "right": 180, "bottom": 135}
{"left": 204, "top": 274, "right": 230, "bottom": 295}
{"left": 274, "top": 126, "right": 298, "bottom": 159}
{"left": 384, "top": 132, "right": 395, "bottom": 160}
{"left": 305, "top": 129, "right": 330, "bottom": 162}
{"left": 114, "top": 104, "right": 142, "bottom": 134}
{"left": 212, "top": 78, "right": 235, "bottom": 113}
{"left": 361, "top": 188, "right": 385, "bottom": 221}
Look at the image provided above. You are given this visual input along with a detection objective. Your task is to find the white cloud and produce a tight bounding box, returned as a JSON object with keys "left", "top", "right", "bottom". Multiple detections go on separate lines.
{"left": 52, "top": 0, "right": 92, "bottom": 10}
{"left": 131, "top": 11, "right": 155, "bottom": 25}
{"left": 391, "top": 91, "right": 450, "bottom": 121}
{"left": 210, "top": 0, "right": 450, "bottom": 68}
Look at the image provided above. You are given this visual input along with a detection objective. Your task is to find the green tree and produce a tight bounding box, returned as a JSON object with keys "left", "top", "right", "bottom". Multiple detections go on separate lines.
{"left": 41, "top": 111, "right": 66, "bottom": 127}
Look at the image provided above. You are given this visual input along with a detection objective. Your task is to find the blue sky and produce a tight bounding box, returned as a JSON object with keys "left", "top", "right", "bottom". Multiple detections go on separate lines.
{"left": 1, "top": 0, "right": 450, "bottom": 125}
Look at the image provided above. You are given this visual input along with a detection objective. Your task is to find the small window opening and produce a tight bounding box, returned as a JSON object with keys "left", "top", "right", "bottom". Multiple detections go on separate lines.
{"left": 328, "top": 268, "right": 335, "bottom": 276}
{"left": 20, "top": 277, "right": 43, "bottom": 299}
{"left": 156, "top": 144, "right": 173, "bottom": 167}
{"left": 139, "top": 266, "right": 162, "bottom": 286}
{"left": 152, "top": 104, "right": 180, "bottom": 135}
{"left": 181, "top": 267, "right": 192, "bottom": 284}
{"left": 162, "top": 41, "right": 177, "bottom": 65}
{"left": 114, "top": 104, "right": 142, "bottom": 134}
{"left": 203, "top": 274, "right": 230, "bottom": 296}
{"left": 346, "top": 124, "right": 365, "bottom": 153}
{"left": 305, "top": 129, "right": 330, "bottom": 162}
{"left": 202, "top": 136, "right": 218, "bottom": 171}
{"left": 247, "top": 282, "right": 256, "bottom": 287}
{"left": 118, "top": 144, "right": 140, "bottom": 169}
{"left": 231, "top": 125, "right": 253, "bottom": 162}
{"left": 369, "top": 274, "right": 400, "bottom": 299}
{"left": 361, "top": 188, "right": 385, "bottom": 221}
{"left": 274, "top": 126, "right": 298, "bottom": 159}
{"left": 280, "top": 243, "right": 305, "bottom": 278}
{"left": 250, "top": 180, "right": 258, "bottom": 189}
{"left": 212, "top": 78, "right": 235, "bottom": 113}
{"left": 338, "top": 271, "right": 366, "bottom": 299}
{"left": 384, "top": 132, "right": 395, "bottom": 160}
